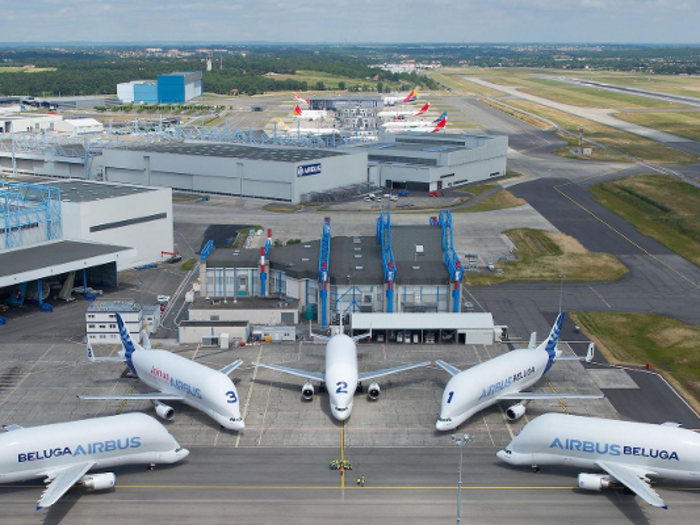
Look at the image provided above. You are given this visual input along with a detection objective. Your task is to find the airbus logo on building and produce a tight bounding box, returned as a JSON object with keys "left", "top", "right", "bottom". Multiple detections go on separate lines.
{"left": 297, "top": 163, "right": 322, "bottom": 177}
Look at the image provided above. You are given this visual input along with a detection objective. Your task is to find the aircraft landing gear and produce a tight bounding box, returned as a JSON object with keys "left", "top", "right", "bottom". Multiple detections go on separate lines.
{"left": 147, "top": 463, "right": 155, "bottom": 471}
{"left": 531, "top": 465, "right": 540, "bottom": 473}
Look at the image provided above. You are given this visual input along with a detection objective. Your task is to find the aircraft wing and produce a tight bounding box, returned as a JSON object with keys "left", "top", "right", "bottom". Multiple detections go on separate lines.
{"left": 3, "top": 424, "right": 23, "bottom": 432}
{"left": 435, "top": 360, "right": 462, "bottom": 377}
{"left": 596, "top": 461, "right": 666, "bottom": 509}
{"left": 219, "top": 359, "right": 243, "bottom": 376}
{"left": 78, "top": 393, "right": 184, "bottom": 401}
{"left": 252, "top": 362, "right": 324, "bottom": 382}
{"left": 38, "top": 461, "right": 95, "bottom": 510}
{"left": 499, "top": 393, "right": 604, "bottom": 400}
{"left": 358, "top": 361, "right": 431, "bottom": 382}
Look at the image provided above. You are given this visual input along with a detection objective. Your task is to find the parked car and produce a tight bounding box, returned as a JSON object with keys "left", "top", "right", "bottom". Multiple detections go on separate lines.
{"left": 396, "top": 331, "right": 404, "bottom": 343}
{"left": 166, "top": 254, "right": 182, "bottom": 263}
{"left": 412, "top": 333, "right": 420, "bottom": 344}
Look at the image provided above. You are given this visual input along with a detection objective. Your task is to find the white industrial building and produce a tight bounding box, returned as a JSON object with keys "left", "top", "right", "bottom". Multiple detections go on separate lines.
{"left": 54, "top": 118, "right": 104, "bottom": 136}
{"left": 0, "top": 113, "right": 63, "bottom": 134}
{"left": 86, "top": 300, "right": 144, "bottom": 344}
{"left": 360, "top": 133, "right": 508, "bottom": 192}
{"left": 56, "top": 180, "right": 174, "bottom": 270}
{"left": 101, "top": 142, "right": 369, "bottom": 203}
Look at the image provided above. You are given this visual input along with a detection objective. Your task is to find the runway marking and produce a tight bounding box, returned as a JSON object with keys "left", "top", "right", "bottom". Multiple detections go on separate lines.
{"left": 236, "top": 344, "right": 265, "bottom": 448}
{"left": 115, "top": 381, "right": 139, "bottom": 415}
{"left": 554, "top": 185, "right": 700, "bottom": 292}
{"left": 0, "top": 344, "right": 55, "bottom": 410}
{"left": 340, "top": 420, "right": 345, "bottom": 490}
{"left": 256, "top": 376, "right": 274, "bottom": 446}
{"left": 544, "top": 376, "right": 570, "bottom": 414}
{"left": 588, "top": 285, "right": 611, "bottom": 308}
{"left": 46, "top": 484, "right": 606, "bottom": 491}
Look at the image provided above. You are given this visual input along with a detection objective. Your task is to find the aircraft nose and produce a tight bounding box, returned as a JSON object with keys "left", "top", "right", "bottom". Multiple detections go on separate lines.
{"left": 178, "top": 448, "right": 191, "bottom": 460}
{"left": 496, "top": 450, "right": 509, "bottom": 463}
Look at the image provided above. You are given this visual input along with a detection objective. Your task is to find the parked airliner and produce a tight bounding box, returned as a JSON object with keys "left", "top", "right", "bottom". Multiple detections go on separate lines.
{"left": 293, "top": 92, "right": 309, "bottom": 105}
{"left": 435, "top": 313, "right": 602, "bottom": 430}
{"left": 0, "top": 413, "right": 188, "bottom": 510}
{"left": 253, "top": 328, "right": 429, "bottom": 421}
{"left": 79, "top": 314, "right": 245, "bottom": 430}
{"left": 378, "top": 102, "right": 430, "bottom": 119}
{"left": 497, "top": 413, "right": 700, "bottom": 509}
{"left": 382, "top": 112, "right": 447, "bottom": 133}
{"left": 293, "top": 104, "right": 328, "bottom": 121}
{"left": 383, "top": 87, "right": 419, "bottom": 106}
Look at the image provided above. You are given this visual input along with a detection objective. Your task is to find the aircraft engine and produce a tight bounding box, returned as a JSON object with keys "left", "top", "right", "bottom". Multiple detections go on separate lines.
{"left": 302, "top": 382, "right": 315, "bottom": 401}
{"left": 154, "top": 402, "right": 175, "bottom": 421}
{"left": 367, "top": 382, "right": 381, "bottom": 400}
{"left": 80, "top": 473, "right": 116, "bottom": 491}
{"left": 505, "top": 402, "right": 527, "bottom": 421}
{"left": 578, "top": 473, "right": 613, "bottom": 491}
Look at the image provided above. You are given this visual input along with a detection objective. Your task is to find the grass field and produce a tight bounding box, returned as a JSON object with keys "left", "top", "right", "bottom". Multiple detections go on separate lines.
{"left": 521, "top": 85, "right": 688, "bottom": 110}
{"left": 571, "top": 312, "right": 700, "bottom": 409}
{"left": 429, "top": 70, "right": 506, "bottom": 97}
{"left": 556, "top": 71, "right": 700, "bottom": 100}
{"left": 455, "top": 189, "right": 526, "bottom": 213}
{"left": 0, "top": 67, "right": 57, "bottom": 73}
{"left": 271, "top": 70, "right": 372, "bottom": 89}
{"left": 464, "top": 228, "right": 628, "bottom": 285}
{"left": 614, "top": 111, "right": 700, "bottom": 142}
{"left": 480, "top": 98, "right": 554, "bottom": 130}
{"left": 589, "top": 173, "right": 700, "bottom": 267}
{"left": 495, "top": 98, "right": 698, "bottom": 164}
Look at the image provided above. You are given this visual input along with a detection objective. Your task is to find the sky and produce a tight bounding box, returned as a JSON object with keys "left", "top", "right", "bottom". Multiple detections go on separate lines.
{"left": 0, "top": 0, "right": 697, "bottom": 44}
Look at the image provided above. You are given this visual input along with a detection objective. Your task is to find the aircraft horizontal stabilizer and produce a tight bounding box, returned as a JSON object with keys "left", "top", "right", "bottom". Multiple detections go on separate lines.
{"left": 252, "top": 362, "right": 324, "bottom": 382}
{"left": 219, "top": 359, "right": 244, "bottom": 376}
{"left": 2, "top": 424, "right": 23, "bottom": 432}
{"left": 38, "top": 462, "right": 94, "bottom": 510}
{"left": 555, "top": 342, "right": 595, "bottom": 363}
{"left": 435, "top": 360, "right": 461, "bottom": 377}
{"left": 358, "top": 361, "right": 431, "bottom": 382}
{"left": 87, "top": 343, "right": 125, "bottom": 363}
{"left": 597, "top": 461, "right": 666, "bottom": 509}
{"left": 78, "top": 393, "right": 184, "bottom": 401}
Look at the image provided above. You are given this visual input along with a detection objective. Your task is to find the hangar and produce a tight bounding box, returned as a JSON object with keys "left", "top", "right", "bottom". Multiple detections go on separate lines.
{"left": 101, "top": 142, "right": 368, "bottom": 203}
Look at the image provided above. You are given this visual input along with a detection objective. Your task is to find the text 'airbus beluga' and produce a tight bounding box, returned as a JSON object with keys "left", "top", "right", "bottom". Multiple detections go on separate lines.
{"left": 435, "top": 313, "right": 603, "bottom": 431}
{"left": 79, "top": 314, "right": 245, "bottom": 430}
{"left": 253, "top": 326, "right": 430, "bottom": 421}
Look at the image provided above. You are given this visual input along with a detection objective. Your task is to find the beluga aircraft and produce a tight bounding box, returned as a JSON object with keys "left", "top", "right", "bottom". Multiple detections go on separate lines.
{"left": 0, "top": 413, "right": 188, "bottom": 510}
{"left": 79, "top": 314, "right": 245, "bottom": 430}
{"left": 435, "top": 312, "right": 602, "bottom": 431}
{"left": 497, "top": 413, "right": 700, "bottom": 509}
{"left": 253, "top": 325, "right": 430, "bottom": 421}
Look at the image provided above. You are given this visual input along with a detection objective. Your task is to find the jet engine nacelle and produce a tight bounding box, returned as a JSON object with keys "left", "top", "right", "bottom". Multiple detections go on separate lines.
{"left": 80, "top": 473, "right": 116, "bottom": 491}
{"left": 367, "top": 382, "right": 381, "bottom": 400}
{"left": 578, "top": 473, "right": 613, "bottom": 491}
{"left": 154, "top": 402, "right": 175, "bottom": 421}
{"left": 505, "top": 402, "right": 527, "bottom": 421}
{"left": 302, "top": 382, "right": 315, "bottom": 401}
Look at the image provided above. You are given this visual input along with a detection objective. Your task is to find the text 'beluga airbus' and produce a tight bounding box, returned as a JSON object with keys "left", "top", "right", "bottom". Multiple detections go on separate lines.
{"left": 0, "top": 413, "right": 188, "bottom": 510}
{"left": 253, "top": 326, "right": 430, "bottom": 421}
{"left": 79, "top": 314, "right": 245, "bottom": 430}
{"left": 435, "top": 313, "right": 602, "bottom": 431}
{"left": 497, "top": 413, "right": 700, "bottom": 509}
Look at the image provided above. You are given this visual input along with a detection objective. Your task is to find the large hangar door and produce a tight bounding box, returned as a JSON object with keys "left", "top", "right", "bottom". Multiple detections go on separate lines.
{"left": 193, "top": 175, "right": 241, "bottom": 194}
{"left": 150, "top": 172, "right": 194, "bottom": 191}
{"left": 241, "top": 179, "right": 291, "bottom": 201}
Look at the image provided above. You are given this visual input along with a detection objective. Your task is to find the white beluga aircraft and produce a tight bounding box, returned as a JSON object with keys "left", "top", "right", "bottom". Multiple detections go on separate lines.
{"left": 435, "top": 313, "right": 602, "bottom": 431}
{"left": 497, "top": 413, "right": 700, "bottom": 509}
{"left": 0, "top": 413, "right": 188, "bottom": 510}
{"left": 253, "top": 326, "right": 430, "bottom": 421}
{"left": 79, "top": 314, "right": 245, "bottom": 430}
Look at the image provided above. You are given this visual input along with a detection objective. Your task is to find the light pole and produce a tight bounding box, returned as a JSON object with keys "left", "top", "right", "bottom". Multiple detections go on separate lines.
{"left": 451, "top": 433, "right": 474, "bottom": 525}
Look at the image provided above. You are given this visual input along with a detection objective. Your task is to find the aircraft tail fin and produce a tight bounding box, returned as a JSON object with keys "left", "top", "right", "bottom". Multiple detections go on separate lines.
{"left": 141, "top": 329, "right": 152, "bottom": 350}
{"left": 275, "top": 118, "right": 289, "bottom": 131}
{"left": 404, "top": 87, "right": 419, "bottom": 103}
{"left": 293, "top": 105, "right": 303, "bottom": 116}
{"left": 415, "top": 102, "right": 430, "bottom": 116}
{"left": 87, "top": 343, "right": 96, "bottom": 363}
{"left": 538, "top": 312, "right": 565, "bottom": 372}
{"left": 431, "top": 114, "right": 447, "bottom": 133}
{"left": 115, "top": 313, "right": 141, "bottom": 376}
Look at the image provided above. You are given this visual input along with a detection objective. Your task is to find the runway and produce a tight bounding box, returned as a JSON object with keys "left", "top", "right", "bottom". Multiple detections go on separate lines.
{"left": 1, "top": 448, "right": 696, "bottom": 525}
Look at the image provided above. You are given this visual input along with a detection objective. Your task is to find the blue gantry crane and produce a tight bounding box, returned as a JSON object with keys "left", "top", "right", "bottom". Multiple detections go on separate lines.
{"left": 430, "top": 210, "right": 464, "bottom": 312}
{"left": 318, "top": 217, "right": 331, "bottom": 328}
{"left": 376, "top": 210, "right": 396, "bottom": 313}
